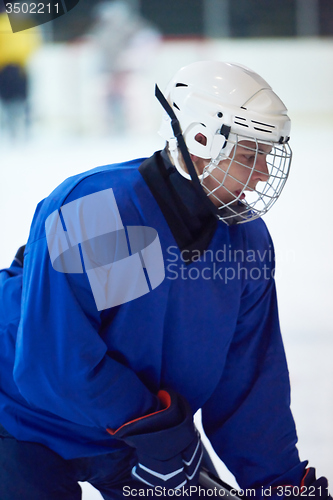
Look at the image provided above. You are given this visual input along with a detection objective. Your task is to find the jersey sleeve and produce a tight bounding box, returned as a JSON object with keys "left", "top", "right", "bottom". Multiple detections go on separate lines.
{"left": 201, "top": 240, "right": 306, "bottom": 490}
{"left": 13, "top": 185, "right": 159, "bottom": 431}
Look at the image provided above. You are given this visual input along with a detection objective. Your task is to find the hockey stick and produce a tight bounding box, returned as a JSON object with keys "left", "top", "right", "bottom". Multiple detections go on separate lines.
{"left": 199, "top": 468, "right": 243, "bottom": 499}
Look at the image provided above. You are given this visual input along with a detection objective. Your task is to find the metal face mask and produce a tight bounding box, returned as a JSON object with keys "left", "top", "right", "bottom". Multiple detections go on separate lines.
{"left": 200, "top": 135, "right": 292, "bottom": 224}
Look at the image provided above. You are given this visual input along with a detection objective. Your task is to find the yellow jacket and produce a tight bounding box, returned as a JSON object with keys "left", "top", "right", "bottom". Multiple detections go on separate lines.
{"left": 0, "top": 13, "right": 41, "bottom": 71}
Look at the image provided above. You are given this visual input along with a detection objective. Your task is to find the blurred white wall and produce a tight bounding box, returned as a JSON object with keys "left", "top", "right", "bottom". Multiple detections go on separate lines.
{"left": 27, "top": 38, "right": 333, "bottom": 137}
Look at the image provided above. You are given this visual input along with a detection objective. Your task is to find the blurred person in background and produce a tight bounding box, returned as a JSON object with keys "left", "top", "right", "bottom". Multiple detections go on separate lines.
{"left": 0, "top": 5, "right": 41, "bottom": 141}
{"left": 87, "top": 0, "right": 161, "bottom": 134}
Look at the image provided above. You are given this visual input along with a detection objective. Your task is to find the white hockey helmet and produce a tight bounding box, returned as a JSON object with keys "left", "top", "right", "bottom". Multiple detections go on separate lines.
{"left": 157, "top": 61, "right": 292, "bottom": 224}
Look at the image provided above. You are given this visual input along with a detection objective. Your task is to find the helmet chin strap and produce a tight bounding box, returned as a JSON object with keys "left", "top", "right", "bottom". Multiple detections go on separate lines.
{"left": 155, "top": 84, "right": 222, "bottom": 219}
{"left": 168, "top": 137, "right": 192, "bottom": 181}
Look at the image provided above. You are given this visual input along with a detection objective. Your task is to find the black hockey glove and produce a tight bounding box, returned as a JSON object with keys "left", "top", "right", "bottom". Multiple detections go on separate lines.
{"left": 273, "top": 467, "right": 332, "bottom": 499}
{"left": 107, "top": 390, "right": 203, "bottom": 489}
{"left": 297, "top": 468, "right": 332, "bottom": 499}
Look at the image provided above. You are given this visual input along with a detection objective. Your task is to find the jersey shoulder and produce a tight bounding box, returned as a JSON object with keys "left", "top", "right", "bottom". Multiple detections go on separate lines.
{"left": 231, "top": 216, "right": 275, "bottom": 271}
{"left": 240, "top": 216, "right": 273, "bottom": 248}
{"left": 27, "top": 157, "right": 148, "bottom": 244}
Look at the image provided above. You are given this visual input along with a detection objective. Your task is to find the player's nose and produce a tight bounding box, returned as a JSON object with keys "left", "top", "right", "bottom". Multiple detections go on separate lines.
{"left": 253, "top": 155, "right": 269, "bottom": 182}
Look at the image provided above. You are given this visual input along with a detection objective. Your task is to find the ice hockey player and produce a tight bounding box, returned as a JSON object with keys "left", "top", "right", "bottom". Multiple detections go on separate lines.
{"left": 0, "top": 61, "right": 331, "bottom": 499}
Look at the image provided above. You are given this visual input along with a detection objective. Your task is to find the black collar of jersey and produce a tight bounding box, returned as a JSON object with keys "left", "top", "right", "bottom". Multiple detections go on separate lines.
{"left": 139, "top": 149, "right": 218, "bottom": 263}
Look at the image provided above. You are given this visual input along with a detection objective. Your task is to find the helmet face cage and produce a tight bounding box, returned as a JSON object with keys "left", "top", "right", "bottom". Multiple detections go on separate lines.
{"left": 200, "top": 135, "right": 292, "bottom": 224}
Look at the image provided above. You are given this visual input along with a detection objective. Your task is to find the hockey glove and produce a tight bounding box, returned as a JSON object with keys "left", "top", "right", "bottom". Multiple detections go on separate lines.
{"left": 107, "top": 389, "right": 203, "bottom": 489}
{"left": 297, "top": 468, "right": 332, "bottom": 499}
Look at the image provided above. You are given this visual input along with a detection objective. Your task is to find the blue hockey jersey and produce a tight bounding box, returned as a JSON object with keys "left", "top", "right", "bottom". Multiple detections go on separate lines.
{"left": 0, "top": 152, "right": 305, "bottom": 490}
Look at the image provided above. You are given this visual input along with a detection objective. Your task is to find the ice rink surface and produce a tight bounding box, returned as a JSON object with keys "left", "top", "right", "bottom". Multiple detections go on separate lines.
{"left": 0, "top": 118, "right": 332, "bottom": 497}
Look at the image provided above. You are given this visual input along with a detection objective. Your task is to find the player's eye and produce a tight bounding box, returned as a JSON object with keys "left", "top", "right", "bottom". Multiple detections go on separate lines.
{"left": 258, "top": 149, "right": 271, "bottom": 156}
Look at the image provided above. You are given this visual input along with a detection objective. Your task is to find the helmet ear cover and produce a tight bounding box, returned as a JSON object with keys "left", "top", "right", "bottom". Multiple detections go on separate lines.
{"left": 184, "top": 124, "right": 228, "bottom": 160}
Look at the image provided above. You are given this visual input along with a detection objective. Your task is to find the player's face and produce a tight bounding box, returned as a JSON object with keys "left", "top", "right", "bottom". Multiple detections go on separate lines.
{"left": 201, "top": 140, "right": 271, "bottom": 206}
